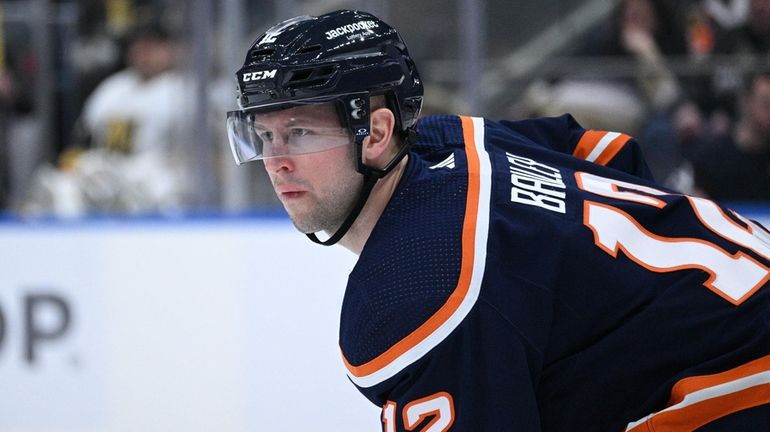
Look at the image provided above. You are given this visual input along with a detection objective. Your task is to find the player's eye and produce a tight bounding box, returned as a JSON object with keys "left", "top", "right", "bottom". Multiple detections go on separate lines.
{"left": 256, "top": 130, "right": 273, "bottom": 141}
{"left": 289, "top": 128, "right": 311, "bottom": 137}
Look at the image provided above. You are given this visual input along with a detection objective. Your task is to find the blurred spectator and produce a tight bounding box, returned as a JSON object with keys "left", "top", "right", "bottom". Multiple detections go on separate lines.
{"left": 524, "top": 0, "right": 689, "bottom": 181}
{"left": 70, "top": 0, "right": 176, "bottom": 114}
{"left": 69, "top": 0, "right": 125, "bottom": 117}
{"left": 663, "top": 0, "right": 770, "bottom": 191}
{"left": 684, "top": 71, "right": 770, "bottom": 201}
{"left": 21, "top": 23, "right": 194, "bottom": 216}
{"left": 76, "top": 23, "right": 181, "bottom": 154}
{"left": 0, "top": 8, "right": 40, "bottom": 211}
{"left": 575, "top": 0, "right": 688, "bottom": 115}
{"left": 0, "top": 65, "right": 30, "bottom": 208}
{"left": 686, "top": 0, "right": 770, "bottom": 121}
{"left": 702, "top": 0, "right": 750, "bottom": 30}
{"left": 0, "top": 57, "right": 33, "bottom": 117}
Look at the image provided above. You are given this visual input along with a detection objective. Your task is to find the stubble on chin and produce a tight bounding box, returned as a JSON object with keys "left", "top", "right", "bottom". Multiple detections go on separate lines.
{"left": 288, "top": 177, "right": 363, "bottom": 235}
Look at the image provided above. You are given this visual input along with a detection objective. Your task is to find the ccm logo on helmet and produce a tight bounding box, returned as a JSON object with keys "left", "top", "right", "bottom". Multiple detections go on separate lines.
{"left": 325, "top": 20, "right": 379, "bottom": 40}
{"left": 243, "top": 70, "right": 277, "bottom": 82}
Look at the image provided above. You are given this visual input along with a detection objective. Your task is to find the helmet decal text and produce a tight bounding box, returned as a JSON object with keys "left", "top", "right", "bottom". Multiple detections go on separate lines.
{"left": 242, "top": 69, "right": 277, "bottom": 82}
{"left": 325, "top": 20, "right": 379, "bottom": 40}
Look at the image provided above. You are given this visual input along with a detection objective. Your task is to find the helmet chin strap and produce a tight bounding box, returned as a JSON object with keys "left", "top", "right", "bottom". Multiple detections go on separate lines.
{"left": 306, "top": 129, "right": 414, "bottom": 246}
{"left": 305, "top": 172, "right": 378, "bottom": 246}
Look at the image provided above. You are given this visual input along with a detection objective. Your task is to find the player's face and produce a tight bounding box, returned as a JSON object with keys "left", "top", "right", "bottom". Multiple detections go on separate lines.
{"left": 260, "top": 104, "right": 361, "bottom": 234}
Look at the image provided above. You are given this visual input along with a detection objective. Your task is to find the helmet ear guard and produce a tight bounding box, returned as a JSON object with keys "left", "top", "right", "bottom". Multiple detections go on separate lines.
{"left": 336, "top": 92, "right": 372, "bottom": 170}
{"left": 335, "top": 92, "right": 411, "bottom": 179}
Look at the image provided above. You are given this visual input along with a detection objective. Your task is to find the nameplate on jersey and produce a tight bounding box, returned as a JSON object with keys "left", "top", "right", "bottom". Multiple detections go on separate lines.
{"left": 506, "top": 152, "right": 566, "bottom": 214}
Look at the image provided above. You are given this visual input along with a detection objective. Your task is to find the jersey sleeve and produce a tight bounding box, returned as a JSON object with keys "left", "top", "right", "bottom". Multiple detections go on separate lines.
{"left": 354, "top": 300, "right": 544, "bottom": 431}
{"left": 499, "top": 114, "right": 655, "bottom": 182}
{"left": 625, "top": 354, "right": 770, "bottom": 431}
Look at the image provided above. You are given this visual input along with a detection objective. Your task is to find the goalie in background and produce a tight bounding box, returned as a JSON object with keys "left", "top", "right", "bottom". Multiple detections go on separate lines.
{"left": 22, "top": 23, "right": 194, "bottom": 217}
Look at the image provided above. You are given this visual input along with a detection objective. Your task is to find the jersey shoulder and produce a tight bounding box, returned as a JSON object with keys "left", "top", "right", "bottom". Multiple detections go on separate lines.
{"left": 340, "top": 116, "right": 496, "bottom": 388}
{"left": 410, "top": 115, "right": 467, "bottom": 165}
{"left": 494, "top": 114, "right": 655, "bottom": 181}
{"left": 340, "top": 152, "right": 466, "bottom": 366}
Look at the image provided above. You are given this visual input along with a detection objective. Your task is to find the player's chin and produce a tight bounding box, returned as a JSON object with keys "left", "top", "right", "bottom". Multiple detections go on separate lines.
{"left": 287, "top": 211, "right": 321, "bottom": 234}
{"left": 291, "top": 220, "right": 323, "bottom": 234}
{"left": 292, "top": 213, "right": 341, "bottom": 235}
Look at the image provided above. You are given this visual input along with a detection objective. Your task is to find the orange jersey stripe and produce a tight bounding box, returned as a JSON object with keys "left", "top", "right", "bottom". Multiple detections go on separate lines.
{"left": 626, "top": 355, "right": 770, "bottom": 431}
{"left": 342, "top": 116, "right": 482, "bottom": 378}
{"left": 594, "top": 133, "right": 631, "bottom": 166}
{"left": 572, "top": 130, "right": 606, "bottom": 160}
{"left": 650, "top": 384, "right": 770, "bottom": 431}
{"left": 572, "top": 130, "right": 632, "bottom": 166}
{"left": 669, "top": 354, "right": 770, "bottom": 405}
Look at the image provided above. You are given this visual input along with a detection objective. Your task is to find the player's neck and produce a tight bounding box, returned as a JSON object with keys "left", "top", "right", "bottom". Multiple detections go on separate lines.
{"left": 337, "top": 155, "right": 409, "bottom": 255}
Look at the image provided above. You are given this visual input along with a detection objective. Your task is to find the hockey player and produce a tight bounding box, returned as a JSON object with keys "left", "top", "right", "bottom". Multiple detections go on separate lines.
{"left": 226, "top": 9, "right": 770, "bottom": 431}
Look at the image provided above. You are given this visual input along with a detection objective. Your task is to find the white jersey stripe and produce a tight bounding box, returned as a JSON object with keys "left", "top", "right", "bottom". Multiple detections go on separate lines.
{"left": 625, "top": 370, "right": 770, "bottom": 431}
{"left": 585, "top": 131, "right": 621, "bottom": 163}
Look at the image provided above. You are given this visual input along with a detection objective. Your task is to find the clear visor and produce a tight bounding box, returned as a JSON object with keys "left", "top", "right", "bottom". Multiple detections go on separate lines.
{"left": 226, "top": 106, "right": 352, "bottom": 165}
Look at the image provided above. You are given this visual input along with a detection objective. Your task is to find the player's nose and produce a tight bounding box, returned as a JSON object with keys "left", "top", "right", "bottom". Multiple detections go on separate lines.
{"left": 264, "top": 154, "right": 294, "bottom": 174}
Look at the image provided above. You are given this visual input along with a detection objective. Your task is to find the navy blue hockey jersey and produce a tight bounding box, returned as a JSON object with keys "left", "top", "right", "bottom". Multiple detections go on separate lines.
{"left": 338, "top": 115, "right": 770, "bottom": 431}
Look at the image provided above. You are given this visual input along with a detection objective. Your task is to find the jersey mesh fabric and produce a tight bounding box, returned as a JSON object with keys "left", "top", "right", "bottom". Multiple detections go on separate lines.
{"left": 340, "top": 116, "right": 469, "bottom": 367}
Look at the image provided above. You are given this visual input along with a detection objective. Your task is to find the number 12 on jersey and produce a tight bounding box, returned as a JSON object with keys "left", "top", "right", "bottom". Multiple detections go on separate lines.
{"left": 382, "top": 392, "right": 455, "bottom": 431}
{"left": 576, "top": 172, "right": 770, "bottom": 305}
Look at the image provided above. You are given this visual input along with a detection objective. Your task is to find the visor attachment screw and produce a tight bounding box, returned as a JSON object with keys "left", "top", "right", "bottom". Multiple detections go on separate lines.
{"left": 351, "top": 108, "right": 366, "bottom": 120}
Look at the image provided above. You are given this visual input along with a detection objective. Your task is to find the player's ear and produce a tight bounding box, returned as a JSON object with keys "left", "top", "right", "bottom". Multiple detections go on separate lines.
{"left": 363, "top": 107, "right": 396, "bottom": 167}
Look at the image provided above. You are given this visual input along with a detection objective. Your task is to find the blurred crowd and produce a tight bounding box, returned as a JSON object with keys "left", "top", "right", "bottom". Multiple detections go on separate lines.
{"left": 0, "top": 0, "right": 280, "bottom": 217}
{"left": 0, "top": 0, "right": 768, "bottom": 219}
{"left": 1, "top": 0, "right": 199, "bottom": 216}
{"left": 524, "top": 0, "right": 770, "bottom": 202}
